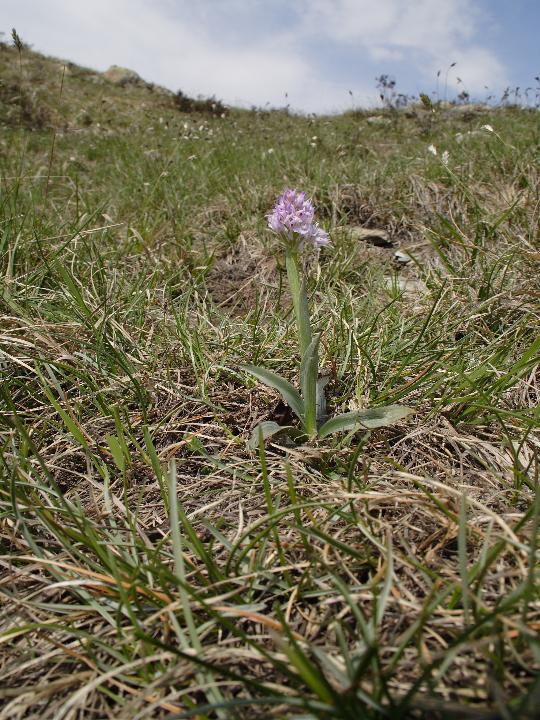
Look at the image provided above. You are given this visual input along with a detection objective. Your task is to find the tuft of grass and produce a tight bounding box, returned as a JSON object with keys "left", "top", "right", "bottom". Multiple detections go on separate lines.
{"left": 0, "top": 45, "right": 539, "bottom": 719}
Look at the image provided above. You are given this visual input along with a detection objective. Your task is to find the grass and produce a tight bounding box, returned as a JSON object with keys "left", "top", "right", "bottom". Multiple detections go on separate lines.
{"left": 0, "top": 42, "right": 539, "bottom": 719}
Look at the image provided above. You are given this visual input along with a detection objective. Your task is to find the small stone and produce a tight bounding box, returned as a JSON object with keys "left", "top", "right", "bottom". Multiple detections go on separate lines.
{"left": 348, "top": 226, "right": 394, "bottom": 248}
{"left": 394, "top": 250, "right": 412, "bottom": 264}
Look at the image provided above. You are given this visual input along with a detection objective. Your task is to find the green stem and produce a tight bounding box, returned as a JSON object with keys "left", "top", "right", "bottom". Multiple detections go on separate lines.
{"left": 285, "top": 245, "right": 312, "bottom": 358}
{"left": 286, "top": 244, "right": 319, "bottom": 439}
{"left": 301, "top": 335, "right": 319, "bottom": 439}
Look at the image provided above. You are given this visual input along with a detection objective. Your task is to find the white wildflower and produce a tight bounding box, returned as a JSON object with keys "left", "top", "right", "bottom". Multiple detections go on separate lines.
{"left": 427, "top": 144, "right": 437, "bottom": 156}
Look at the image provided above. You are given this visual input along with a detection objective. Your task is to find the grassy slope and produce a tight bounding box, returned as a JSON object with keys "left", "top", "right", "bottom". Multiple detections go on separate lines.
{"left": 0, "top": 44, "right": 539, "bottom": 719}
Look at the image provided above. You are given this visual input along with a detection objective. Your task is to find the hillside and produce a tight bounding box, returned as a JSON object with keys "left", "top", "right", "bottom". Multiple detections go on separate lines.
{"left": 0, "top": 42, "right": 196, "bottom": 129}
{"left": 0, "top": 44, "right": 539, "bottom": 719}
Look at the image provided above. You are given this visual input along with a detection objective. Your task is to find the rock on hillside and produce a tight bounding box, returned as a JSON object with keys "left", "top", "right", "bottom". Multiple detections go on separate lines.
{"left": 103, "top": 65, "right": 142, "bottom": 86}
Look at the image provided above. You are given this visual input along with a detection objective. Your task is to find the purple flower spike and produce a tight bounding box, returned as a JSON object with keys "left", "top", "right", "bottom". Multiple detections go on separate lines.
{"left": 308, "top": 224, "right": 330, "bottom": 248}
{"left": 267, "top": 188, "right": 330, "bottom": 248}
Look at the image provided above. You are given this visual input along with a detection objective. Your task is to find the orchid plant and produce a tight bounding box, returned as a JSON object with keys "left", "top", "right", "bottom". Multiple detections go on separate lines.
{"left": 242, "top": 189, "right": 412, "bottom": 448}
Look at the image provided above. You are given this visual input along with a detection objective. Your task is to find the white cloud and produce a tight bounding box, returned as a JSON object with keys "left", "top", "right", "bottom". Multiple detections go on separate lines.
{"left": 443, "top": 48, "right": 506, "bottom": 94}
{"left": 300, "top": 0, "right": 475, "bottom": 51}
{"left": 2, "top": 0, "right": 509, "bottom": 112}
{"left": 297, "top": 0, "right": 508, "bottom": 93}
{"left": 4, "top": 0, "right": 352, "bottom": 111}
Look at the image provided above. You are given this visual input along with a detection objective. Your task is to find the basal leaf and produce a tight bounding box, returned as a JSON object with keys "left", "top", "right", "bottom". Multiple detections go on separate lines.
{"left": 241, "top": 364, "right": 304, "bottom": 421}
{"left": 300, "top": 335, "right": 320, "bottom": 438}
{"left": 318, "top": 404, "right": 413, "bottom": 439}
{"left": 248, "top": 421, "right": 287, "bottom": 450}
{"left": 316, "top": 374, "right": 330, "bottom": 428}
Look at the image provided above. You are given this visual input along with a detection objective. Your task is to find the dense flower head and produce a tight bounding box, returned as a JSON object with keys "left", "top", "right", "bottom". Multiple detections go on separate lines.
{"left": 267, "top": 188, "right": 330, "bottom": 248}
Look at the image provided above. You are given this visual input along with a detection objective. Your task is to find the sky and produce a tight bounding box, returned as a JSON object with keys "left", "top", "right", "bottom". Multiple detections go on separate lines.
{"left": 2, "top": 0, "right": 539, "bottom": 114}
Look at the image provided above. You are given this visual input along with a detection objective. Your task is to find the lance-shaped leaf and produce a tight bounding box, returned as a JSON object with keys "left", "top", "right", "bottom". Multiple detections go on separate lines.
{"left": 241, "top": 364, "right": 304, "bottom": 421}
{"left": 318, "top": 404, "right": 413, "bottom": 439}
{"left": 300, "top": 334, "right": 320, "bottom": 438}
{"left": 247, "top": 421, "right": 306, "bottom": 450}
{"left": 248, "top": 422, "right": 286, "bottom": 450}
{"left": 316, "top": 374, "right": 330, "bottom": 428}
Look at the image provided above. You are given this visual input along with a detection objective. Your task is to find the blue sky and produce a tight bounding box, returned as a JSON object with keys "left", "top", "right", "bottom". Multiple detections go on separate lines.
{"left": 2, "top": 0, "right": 539, "bottom": 113}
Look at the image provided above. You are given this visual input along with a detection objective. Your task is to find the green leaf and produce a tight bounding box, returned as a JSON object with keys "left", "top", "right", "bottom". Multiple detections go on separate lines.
{"left": 241, "top": 364, "right": 304, "bottom": 421}
{"left": 247, "top": 422, "right": 306, "bottom": 450}
{"left": 249, "top": 421, "right": 286, "bottom": 449}
{"left": 316, "top": 374, "right": 330, "bottom": 427}
{"left": 318, "top": 404, "right": 413, "bottom": 439}
{"left": 105, "top": 433, "right": 125, "bottom": 472}
{"left": 300, "top": 335, "right": 320, "bottom": 438}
